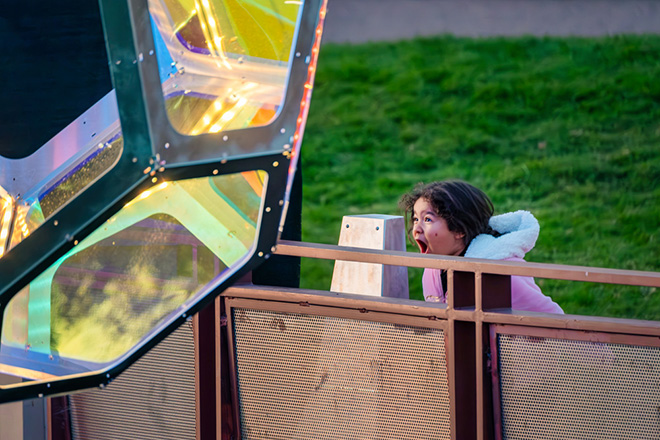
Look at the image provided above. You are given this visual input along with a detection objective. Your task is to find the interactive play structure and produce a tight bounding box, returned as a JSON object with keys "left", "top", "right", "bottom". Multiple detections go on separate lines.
{"left": 0, "top": 0, "right": 659, "bottom": 439}
{"left": 0, "top": 0, "right": 321, "bottom": 399}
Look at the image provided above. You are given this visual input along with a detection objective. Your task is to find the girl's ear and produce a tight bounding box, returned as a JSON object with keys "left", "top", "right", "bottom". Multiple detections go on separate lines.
{"left": 454, "top": 231, "right": 466, "bottom": 241}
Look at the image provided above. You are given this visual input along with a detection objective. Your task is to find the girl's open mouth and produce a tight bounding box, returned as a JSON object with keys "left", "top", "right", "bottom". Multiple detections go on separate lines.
{"left": 416, "top": 239, "right": 428, "bottom": 254}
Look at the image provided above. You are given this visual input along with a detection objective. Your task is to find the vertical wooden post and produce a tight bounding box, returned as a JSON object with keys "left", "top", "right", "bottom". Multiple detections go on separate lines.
{"left": 477, "top": 273, "right": 511, "bottom": 440}
{"left": 331, "top": 215, "right": 409, "bottom": 298}
{"left": 475, "top": 273, "right": 485, "bottom": 440}
{"left": 48, "top": 397, "right": 71, "bottom": 440}
{"left": 217, "top": 297, "right": 234, "bottom": 440}
{"left": 451, "top": 320, "right": 477, "bottom": 439}
{"left": 447, "top": 270, "right": 477, "bottom": 440}
{"left": 448, "top": 270, "right": 510, "bottom": 440}
{"left": 195, "top": 301, "right": 217, "bottom": 440}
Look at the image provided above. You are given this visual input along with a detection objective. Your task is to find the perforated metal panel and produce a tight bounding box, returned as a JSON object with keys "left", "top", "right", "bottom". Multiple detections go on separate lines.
{"left": 497, "top": 333, "right": 660, "bottom": 439}
{"left": 69, "top": 321, "right": 196, "bottom": 440}
{"left": 232, "top": 308, "right": 450, "bottom": 440}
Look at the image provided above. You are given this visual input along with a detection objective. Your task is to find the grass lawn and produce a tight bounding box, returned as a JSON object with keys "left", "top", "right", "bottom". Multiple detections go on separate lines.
{"left": 299, "top": 35, "right": 660, "bottom": 320}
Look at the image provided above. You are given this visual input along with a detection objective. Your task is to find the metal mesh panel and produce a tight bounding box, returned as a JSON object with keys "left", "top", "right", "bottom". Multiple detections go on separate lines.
{"left": 69, "top": 321, "right": 196, "bottom": 440}
{"left": 497, "top": 334, "right": 660, "bottom": 439}
{"left": 232, "top": 308, "right": 450, "bottom": 440}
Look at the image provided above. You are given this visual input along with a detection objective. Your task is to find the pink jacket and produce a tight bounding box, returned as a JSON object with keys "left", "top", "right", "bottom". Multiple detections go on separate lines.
{"left": 423, "top": 211, "right": 563, "bottom": 314}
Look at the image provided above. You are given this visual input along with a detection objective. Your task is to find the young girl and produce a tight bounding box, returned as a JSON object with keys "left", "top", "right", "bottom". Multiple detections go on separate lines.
{"left": 399, "top": 180, "right": 563, "bottom": 314}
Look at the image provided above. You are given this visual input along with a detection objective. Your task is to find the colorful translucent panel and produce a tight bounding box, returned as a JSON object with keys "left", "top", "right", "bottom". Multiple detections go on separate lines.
{"left": 0, "top": 188, "right": 12, "bottom": 258}
{"left": 36, "top": 136, "right": 124, "bottom": 221}
{"left": 0, "top": 93, "right": 123, "bottom": 260}
{"left": 149, "top": 0, "right": 302, "bottom": 134}
{"left": 160, "top": 0, "right": 299, "bottom": 61}
{"left": 0, "top": 171, "right": 265, "bottom": 377}
{"left": 12, "top": 138, "right": 124, "bottom": 255}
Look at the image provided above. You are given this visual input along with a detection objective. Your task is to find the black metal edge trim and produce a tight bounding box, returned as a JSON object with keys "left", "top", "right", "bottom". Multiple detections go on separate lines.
{"left": 130, "top": 0, "right": 323, "bottom": 167}
{"left": 0, "top": 152, "right": 289, "bottom": 404}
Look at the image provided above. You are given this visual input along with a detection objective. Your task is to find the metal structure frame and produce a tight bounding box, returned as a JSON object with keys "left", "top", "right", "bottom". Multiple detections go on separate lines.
{"left": 212, "top": 240, "right": 660, "bottom": 440}
{"left": 0, "top": 0, "right": 327, "bottom": 403}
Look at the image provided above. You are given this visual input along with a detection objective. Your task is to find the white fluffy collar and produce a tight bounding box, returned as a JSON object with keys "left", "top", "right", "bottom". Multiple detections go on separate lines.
{"left": 464, "top": 210, "right": 539, "bottom": 260}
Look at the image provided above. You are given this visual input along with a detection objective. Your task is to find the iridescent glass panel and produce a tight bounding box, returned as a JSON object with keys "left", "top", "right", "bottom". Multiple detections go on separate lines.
{"left": 0, "top": 93, "right": 123, "bottom": 258}
{"left": 1, "top": 171, "right": 265, "bottom": 376}
{"left": 149, "top": 0, "right": 302, "bottom": 134}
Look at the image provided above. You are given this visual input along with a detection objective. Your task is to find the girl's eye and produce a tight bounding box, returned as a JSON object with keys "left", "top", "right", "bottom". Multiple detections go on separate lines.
{"left": 424, "top": 217, "right": 432, "bottom": 223}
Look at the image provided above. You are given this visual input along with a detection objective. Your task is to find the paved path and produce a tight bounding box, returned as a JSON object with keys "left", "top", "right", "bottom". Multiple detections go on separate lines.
{"left": 322, "top": 0, "right": 660, "bottom": 44}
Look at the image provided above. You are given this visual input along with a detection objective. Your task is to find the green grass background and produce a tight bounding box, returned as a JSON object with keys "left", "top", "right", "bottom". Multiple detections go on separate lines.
{"left": 299, "top": 35, "right": 660, "bottom": 320}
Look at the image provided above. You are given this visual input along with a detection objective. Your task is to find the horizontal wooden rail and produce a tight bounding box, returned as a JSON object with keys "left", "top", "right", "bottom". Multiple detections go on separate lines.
{"left": 274, "top": 240, "right": 660, "bottom": 288}
{"left": 224, "top": 284, "right": 660, "bottom": 336}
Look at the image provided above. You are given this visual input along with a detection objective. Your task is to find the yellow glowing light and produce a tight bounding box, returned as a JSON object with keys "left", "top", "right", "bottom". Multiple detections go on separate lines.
{"left": 0, "top": 195, "right": 13, "bottom": 257}
{"left": 0, "top": 193, "right": 14, "bottom": 252}
{"left": 188, "top": 78, "right": 258, "bottom": 136}
{"left": 220, "top": 111, "right": 235, "bottom": 122}
{"left": 195, "top": 0, "right": 232, "bottom": 71}
{"left": 200, "top": 93, "right": 248, "bottom": 134}
{"left": 124, "top": 180, "right": 170, "bottom": 209}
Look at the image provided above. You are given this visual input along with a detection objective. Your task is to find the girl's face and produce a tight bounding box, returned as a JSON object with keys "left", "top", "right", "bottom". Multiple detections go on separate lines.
{"left": 412, "top": 197, "right": 466, "bottom": 256}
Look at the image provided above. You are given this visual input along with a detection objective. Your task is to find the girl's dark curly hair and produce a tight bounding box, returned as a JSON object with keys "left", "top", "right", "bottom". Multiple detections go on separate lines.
{"left": 399, "top": 180, "right": 499, "bottom": 248}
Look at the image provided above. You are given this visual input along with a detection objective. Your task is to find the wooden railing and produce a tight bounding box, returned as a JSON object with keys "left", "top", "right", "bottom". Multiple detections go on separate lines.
{"left": 218, "top": 239, "right": 660, "bottom": 440}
